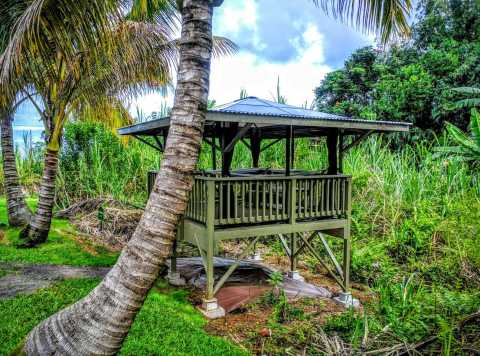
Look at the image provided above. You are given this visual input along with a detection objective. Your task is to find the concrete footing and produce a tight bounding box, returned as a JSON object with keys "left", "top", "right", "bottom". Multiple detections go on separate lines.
{"left": 198, "top": 298, "right": 225, "bottom": 319}
{"left": 251, "top": 251, "right": 263, "bottom": 262}
{"left": 333, "top": 292, "right": 361, "bottom": 308}
{"left": 287, "top": 270, "right": 305, "bottom": 282}
{"left": 167, "top": 271, "right": 186, "bottom": 286}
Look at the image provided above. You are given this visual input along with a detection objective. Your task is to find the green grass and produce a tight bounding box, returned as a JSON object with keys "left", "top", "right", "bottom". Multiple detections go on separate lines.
{"left": 0, "top": 279, "right": 246, "bottom": 356}
{"left": 0, "top": 198, "right": 118, "bottom": 267}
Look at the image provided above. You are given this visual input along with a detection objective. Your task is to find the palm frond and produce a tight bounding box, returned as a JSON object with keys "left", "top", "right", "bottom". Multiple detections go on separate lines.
{"left": 452, "top": 87, "right": 480, "bottom": 95}
{"left": 453, "top": 98, "right": 480, "bottom": 109}
{"left": 312, "top": 0, "right": 412, "bottom": 43}
{"left": 127, "top": 0, "right": 179, "bottom": 32}
{"left": 446, "top": 123, "right": 480, "bottom": 154}
{"left": 0, "top": 0, "right": 124, "bottom": 91}
{"left": 470, "top": 109, "right": 480, "bottom": 144}
{"left": 212, "top": 36, "right": 238, "bottom": 58}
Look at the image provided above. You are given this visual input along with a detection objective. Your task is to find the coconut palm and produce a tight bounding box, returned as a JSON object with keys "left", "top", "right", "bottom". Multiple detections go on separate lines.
{"left": 0, "top": 95, "right": 33, "bottom": 226}
{"left": 0, "top": 4, "right": 33, "bottom": 226}
{"left": 1, "top": 0, "right": 234, "bottom": 244}
{"left": 14, "top": 21, "right": 178, "bottom": 246}
{"left": 18, "top": 0, "right": 411, "bottom": 354}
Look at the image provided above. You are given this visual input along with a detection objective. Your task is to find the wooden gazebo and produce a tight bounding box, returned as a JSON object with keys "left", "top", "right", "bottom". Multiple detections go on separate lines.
{"left": 119, "top": 97, "right": 410, "bottom": 317}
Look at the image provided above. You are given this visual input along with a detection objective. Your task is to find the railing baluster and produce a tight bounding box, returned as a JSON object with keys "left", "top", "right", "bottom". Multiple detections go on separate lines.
{"left": 227, "top": 181, "right": 231, "bottom": 224}
{"left": 249, "top": 181, "right": 253, "bottom": 222}
{"left": 255, "top": 180, "right": 260, "bottom": 221}
{"left": 275, "top": 181, "right": 279, "bottom": 219}
{"left": 310, "top": 178, "right": 317, "bottom": 217}
{"left": 269, "top": 181, "right": 273, "bottom": 221}
{"left": 241, "top": 181, "right": 245, "bottom": 223}
{"left": 327, "top": 178, "right": 331, "bottom": 215}
{"left": 305, "top": 180, "right": 310, "bottom": 217}
{"left": 219, "top": 181, "right": 224, "bottom": 224}
{"left": 262, "top": 181, "right": 266, "bottom": 221}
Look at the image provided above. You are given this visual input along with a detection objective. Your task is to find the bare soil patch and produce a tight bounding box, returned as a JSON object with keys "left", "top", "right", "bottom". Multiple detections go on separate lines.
{"left": 0, "top": 262, "right": 109, "bottom": 299}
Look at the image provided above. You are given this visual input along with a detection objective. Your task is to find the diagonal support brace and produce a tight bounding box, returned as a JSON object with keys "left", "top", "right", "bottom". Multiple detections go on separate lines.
{"left": 212, "top": 236, "right": 260, "bottom": 296}
{"left": 299, "top": 233, "right": 345, "bottom": 290}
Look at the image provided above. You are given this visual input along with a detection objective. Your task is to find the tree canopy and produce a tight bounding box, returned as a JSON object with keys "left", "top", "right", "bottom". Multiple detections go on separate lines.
{"left": 315, "top": 0, "right": 480, "bottom": 134}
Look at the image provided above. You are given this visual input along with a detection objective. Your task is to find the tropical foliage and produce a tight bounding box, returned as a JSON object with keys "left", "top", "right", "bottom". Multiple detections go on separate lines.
{"left": 315, "top": 0, "right": 480, "bottom": 134}
{"left": 436, "top": 109, "right": 480, "bottom": 165}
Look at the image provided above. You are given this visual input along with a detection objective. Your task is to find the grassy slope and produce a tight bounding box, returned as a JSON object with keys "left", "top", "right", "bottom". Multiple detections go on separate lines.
{"left": 0, "top": 199, "right": 245, "bottom": 356}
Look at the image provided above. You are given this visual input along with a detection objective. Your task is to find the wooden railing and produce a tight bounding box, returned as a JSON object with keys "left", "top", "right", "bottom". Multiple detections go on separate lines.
{"left": 148, "top": 172, "right": 351, "bottom": 227}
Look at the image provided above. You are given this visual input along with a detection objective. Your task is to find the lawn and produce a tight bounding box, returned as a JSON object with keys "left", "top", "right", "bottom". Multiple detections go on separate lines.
{"left": 0, "top": 198, "right": 246, "bottom": 355}
{"left": 0, "top": 278, "right": 246, "bottom": 356}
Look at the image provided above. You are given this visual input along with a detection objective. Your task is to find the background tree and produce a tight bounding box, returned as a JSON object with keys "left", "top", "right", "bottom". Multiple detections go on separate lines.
{"left": 315, "top": 0, "right": 480, "bottom": 134}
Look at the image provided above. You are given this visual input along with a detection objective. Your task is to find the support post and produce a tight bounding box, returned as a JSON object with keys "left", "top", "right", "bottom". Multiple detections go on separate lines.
{"left": 167, "top": 238, "right": 186, "bottom": 286}
{"left": 200, "top": 180, "right": 225, "bottom": 318}
{"left": 333, "top": 178, "right": 359, "bottom": 308}
{"left": 285, "top": 126, "right": 292, "bottom": 176}
{"left": 327, "top": 131, "right": 338, "bottom": 174}
{"left": 339, "top": 131, "right": 344, "bottom": 174}
{"left": 211, "top": 136, "right": 217, "bottom": 170}
{"left": 342, "top": 225, "right": 350, "bottom": 293}
{"left": 290, "top": 126, "right": 295, "bottom": 170}
{"left": 250, "top": 128, "right": 261, "bottom": 168}
{"left": 221, "top": 123, "right": 238, "bottom": 176}
{"left": 287, "top": 233, "right": 304, "bottom": 281}
{"left": 205, "top": 180, "right": 216, "bottom": 300}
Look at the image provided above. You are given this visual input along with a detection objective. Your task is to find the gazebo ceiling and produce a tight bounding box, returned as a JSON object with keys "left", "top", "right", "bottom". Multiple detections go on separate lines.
{"left": 118, "top": 96, "right": 411, "bottom": 138}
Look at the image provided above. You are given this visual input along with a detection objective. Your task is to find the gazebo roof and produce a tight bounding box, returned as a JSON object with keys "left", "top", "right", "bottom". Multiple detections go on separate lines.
{"left": 118, "top": 96, "right": 411, "bottom": 138}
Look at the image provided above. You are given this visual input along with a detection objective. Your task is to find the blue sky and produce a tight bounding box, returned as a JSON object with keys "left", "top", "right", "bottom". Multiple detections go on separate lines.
{"left": 15, "top": 0, "right": 374, "bottom": 133}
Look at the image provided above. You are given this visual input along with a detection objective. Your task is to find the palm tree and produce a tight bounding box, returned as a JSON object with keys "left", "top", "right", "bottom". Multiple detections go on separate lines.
{"left": 20, "top": 0, "right": 410, "bottom": 353}
{"left": 0, "top": 3, "right": 33, "bottom": 226}
{"left": 1, "top": 1, "right": 234, "bottom": 245}
{"left": 0, "top": 95, "right": 33, "bottom": 226}
{"left": 16, "top": 22, "right": 177, "bottom": 246}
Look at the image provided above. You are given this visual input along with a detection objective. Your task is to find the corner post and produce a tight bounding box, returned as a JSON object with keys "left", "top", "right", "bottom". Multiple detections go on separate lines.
{"left": 200, "top": 178, "right": 225, "bottom": 317}
{"left": 205, "top": 179, "right": 216, "bottom": 300}
{"left": 327, "top": 130, "right": 338, "bottom": 174}
{"left": 167, "top": 236, "right": 186, "bottom": 286}
{"left": 343, "top": 176, "right": 352, "bottom": 292}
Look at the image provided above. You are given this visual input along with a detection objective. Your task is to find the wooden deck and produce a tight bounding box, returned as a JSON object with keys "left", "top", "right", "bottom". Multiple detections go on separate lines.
{"left": 149, "top": 170, "right": 352, "bottom": 299}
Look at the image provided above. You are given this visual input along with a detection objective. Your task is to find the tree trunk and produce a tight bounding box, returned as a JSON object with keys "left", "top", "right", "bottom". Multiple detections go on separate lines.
{"left": 23, "top": 0, "right": 217, "bottom": 353}
{"left": 1, "top": 108, "right": 32, "bottom": 226}
{"left": 20, "top": 149, "right": 59, "bottom": 246}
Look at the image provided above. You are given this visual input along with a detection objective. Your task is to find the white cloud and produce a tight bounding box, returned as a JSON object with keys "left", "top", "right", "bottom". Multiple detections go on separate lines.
{"left": 130, "top": 23, "right": 332, "bottom": 118}
{"left": 218, "top": 0, "right": 257, "bottom": 35}
{"left": 209, "top": 23, "right": 331, "bottom": 106}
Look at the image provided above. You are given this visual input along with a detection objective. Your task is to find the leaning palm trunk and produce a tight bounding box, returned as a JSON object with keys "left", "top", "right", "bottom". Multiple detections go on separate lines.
{"left": 23, "top": 0, "right": 217, "bottom": 353}
{"left": 20, "top": 149, "right": 59, "bottom": 246}
{"left": 1, "top": 107, "right": 32, "bottom": 226}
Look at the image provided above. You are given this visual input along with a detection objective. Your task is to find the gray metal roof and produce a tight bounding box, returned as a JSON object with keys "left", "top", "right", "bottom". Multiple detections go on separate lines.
{"left": 118, "top": 96, "right": 411, "bottom": 137}
{"left": 212, "top": 96, "right": 347, "bottom": 120}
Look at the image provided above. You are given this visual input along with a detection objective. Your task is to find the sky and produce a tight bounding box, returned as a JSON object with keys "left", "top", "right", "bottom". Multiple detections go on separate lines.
{"left": 14, "top": 0, "right": 375, "bottom": 139}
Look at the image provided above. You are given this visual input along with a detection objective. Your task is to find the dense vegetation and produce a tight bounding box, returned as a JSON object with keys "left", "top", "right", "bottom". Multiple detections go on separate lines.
{"left": 315, "top": 0, "right": 480, "bottom": 136}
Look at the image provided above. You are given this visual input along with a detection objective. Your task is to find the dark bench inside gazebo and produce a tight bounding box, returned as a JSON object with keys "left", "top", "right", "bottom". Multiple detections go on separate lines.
{"left": 119, "top": 96, "right": 410, "bottom": 317}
